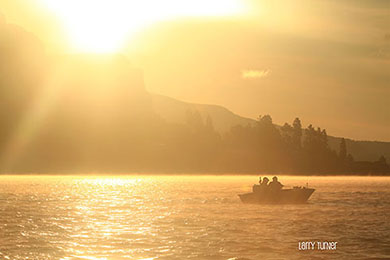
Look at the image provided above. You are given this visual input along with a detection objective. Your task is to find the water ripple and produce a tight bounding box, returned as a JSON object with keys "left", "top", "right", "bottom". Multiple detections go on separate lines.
{"left": 0, "top": 175, "right": 389, "bottom": 260}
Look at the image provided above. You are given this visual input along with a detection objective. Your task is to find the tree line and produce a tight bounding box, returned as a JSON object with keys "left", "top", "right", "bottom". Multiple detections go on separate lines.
{"left": 180, "top": 112, "right": 390, "bottom": 174}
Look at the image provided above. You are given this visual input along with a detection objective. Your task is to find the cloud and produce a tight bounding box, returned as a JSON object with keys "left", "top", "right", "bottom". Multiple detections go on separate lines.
{"left": 241, "top": 69, "right": 271, "bottom": 79}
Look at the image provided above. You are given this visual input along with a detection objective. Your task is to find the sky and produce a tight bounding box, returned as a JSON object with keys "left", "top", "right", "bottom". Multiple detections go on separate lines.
{"left": 0, "top": 0, "right": 389, "bottom": 141}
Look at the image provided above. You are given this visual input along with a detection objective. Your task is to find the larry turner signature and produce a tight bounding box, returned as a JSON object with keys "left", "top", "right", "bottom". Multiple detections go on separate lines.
{"left": 298, "top": 241, "right": 338, "bottom": 250}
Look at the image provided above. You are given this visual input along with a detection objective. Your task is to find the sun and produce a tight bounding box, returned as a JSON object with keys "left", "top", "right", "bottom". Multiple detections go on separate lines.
{"left": 39, "top": 0, "right": 246, "bottom": 53}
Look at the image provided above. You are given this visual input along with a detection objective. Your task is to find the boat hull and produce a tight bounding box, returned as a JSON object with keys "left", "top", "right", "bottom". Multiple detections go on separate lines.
{"left": 238, "top": 188, "right": 315, "bottom": 204}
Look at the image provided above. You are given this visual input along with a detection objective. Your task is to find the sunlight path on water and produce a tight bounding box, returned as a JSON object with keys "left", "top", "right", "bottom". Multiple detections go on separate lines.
{"left": 0, "top": 175, "right": 389, "bottom": 259}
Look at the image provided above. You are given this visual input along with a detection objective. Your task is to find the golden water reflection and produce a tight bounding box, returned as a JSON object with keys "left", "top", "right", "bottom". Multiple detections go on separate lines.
{"left": 0, "top": 175, "right": 389, "bottom": 259}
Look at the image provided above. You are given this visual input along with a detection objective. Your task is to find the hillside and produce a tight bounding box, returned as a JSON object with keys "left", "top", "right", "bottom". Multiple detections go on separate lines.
{"left": 327, "top": 138, "right": 390, "bottom": 162}
{"left": 150, "top": 94, "right": 255, "bottom": 133}
{"left": 151, "top": 94, "right": 390, "bottom": 162}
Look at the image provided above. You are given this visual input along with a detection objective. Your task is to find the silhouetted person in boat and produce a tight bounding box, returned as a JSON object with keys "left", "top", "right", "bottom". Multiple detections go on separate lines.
{"left": 268, "top": 176, "right": 283, "bottom": 191}
{"left": 253, "top": 177, "right": 262, "bottom": 192}
{"left": 259, "top": 177, "right": 269, "bottom": 191}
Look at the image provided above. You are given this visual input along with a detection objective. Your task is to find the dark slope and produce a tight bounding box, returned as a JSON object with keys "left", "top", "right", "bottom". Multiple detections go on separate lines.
{"left": 151, "top": 94, "right": 390, "bottom": 161}
{"left": 150, "top": 94, "right": 255, "bottom": 133}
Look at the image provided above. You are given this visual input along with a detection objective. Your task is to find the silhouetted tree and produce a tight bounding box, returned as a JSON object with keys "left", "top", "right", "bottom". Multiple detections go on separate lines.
{"left": 281, "top": 123, "right": 293, "bottom": 146}
{"left": 378, "top": 155, "right": 387, "bottom": 165}
{"left": 339, "top": 138, "right": 347, "bottom": 161}
{"left": 292, "top": 117, "right": 302, "bottom": 148}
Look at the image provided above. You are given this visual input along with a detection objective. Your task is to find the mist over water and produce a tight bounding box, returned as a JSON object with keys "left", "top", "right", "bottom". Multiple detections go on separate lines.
{"left": 0, "top": 175, "right": 389, "bottom": 260}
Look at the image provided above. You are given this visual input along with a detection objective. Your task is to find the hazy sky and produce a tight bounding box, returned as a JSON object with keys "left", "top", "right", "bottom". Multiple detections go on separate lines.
{"left": 1, "top": 0, "right": 389, "bottom": 141}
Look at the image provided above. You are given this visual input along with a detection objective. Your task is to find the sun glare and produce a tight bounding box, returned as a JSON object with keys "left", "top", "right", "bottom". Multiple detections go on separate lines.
{"left": 40, "top": 0, "right": 246, "bottom": 53}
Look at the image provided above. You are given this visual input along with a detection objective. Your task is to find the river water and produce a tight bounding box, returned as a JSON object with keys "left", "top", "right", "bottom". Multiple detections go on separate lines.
{"left": 0, "top": 175, "right": 389, "bottom": 260}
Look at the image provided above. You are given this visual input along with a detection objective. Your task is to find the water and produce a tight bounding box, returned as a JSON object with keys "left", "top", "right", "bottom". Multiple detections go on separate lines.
{"left": 0, "top": 175, "right": 389, "bottom": 260}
